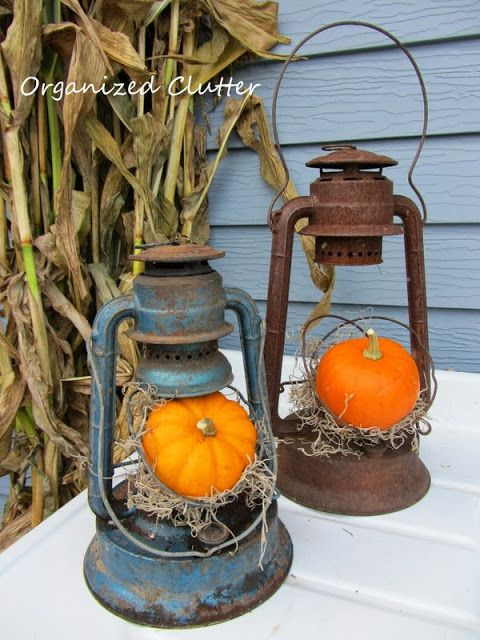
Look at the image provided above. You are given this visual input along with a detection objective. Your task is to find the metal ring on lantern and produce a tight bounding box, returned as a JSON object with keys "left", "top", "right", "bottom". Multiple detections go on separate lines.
{"left": 267, "top": 21, "right": 429, "bottom": 224}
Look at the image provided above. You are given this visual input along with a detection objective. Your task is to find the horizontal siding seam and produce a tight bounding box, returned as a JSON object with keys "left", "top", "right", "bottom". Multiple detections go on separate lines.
{"left": 239, "top": 32, "right": 480, "bottom": 68}
{"left": 207, "top": 131, "right": 480, "bottom": 153}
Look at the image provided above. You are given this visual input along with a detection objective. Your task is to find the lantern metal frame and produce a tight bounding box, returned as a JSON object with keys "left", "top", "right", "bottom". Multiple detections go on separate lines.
{"left": 84, "top": 244, "right": 293, "bottom": 628}
{"left": 264, "top": 22, "right": 434, "bottom": 515}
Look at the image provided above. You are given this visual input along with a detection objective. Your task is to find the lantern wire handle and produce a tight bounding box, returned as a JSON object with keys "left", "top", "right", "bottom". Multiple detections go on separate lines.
{"left": 268, "top": 20, "right": 429, "bottom": 222}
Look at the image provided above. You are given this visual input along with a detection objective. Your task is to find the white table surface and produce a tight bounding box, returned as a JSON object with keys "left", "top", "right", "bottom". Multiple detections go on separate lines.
{"left": 1, "top": 350, "right": 479, "bottom": 640}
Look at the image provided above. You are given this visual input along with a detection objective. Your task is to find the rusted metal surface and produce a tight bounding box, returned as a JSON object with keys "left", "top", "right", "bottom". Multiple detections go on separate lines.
{"left": 136, "top": 341, "right": 234, "bottom": 396}
{"left": 129, "top": 243, "right": 225, "bottom": 263}
{"left": 298, "top": 224, "right": 402, "bottom": 237}
{"left": 394, "top": 194, "right": 431, "bottom": 400}
{"left": 87, "top": 241, "right": 293, "bottom": 626}
{"left": 301, "top": 145, "right": 403, "bottom": 266}
{"left": 127, "top": 271, "right": 233, "bottom": 345}
{"left": 264, "top": 148, "right": 419, "bottom": 436}
{"left": 264, "top": 196, "right": 314, "bottom": 435}
{"left": 277, "top": 436, "right": 430, "bottom": 515}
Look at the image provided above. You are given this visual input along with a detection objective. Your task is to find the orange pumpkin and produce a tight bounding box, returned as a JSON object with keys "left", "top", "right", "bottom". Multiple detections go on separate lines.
{"left": 142, "top": 391, "right": 257, "bottom": 497}
{"left": 315, "top": 329, "right": 420, "bottom": 430}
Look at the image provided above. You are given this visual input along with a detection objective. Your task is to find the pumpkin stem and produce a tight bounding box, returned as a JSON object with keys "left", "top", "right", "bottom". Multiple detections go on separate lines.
{"left": 363, "top": 328, "right": 383, "bottom": 361}
{"left": 196, "top": 418, "right": 217, "bottom": 437}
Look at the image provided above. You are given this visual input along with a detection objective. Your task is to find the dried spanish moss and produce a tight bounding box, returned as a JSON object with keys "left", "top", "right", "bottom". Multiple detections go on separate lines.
{"left": 119, "top": 381, "right": 275, "bottom": 564}
{"left": 285, "top": 320, "right": 432, "bottom": 458}
{"left": 289, "top": 378, "right": 430, "bottom": 458}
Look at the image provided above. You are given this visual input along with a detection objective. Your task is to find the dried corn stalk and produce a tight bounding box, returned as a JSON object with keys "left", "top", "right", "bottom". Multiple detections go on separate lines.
{"left": 0, "top": 0, "right": 292, "bottom": 548}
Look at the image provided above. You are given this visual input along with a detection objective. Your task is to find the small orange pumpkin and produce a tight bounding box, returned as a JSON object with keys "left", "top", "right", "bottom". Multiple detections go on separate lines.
{"left": 315, "top": 328, "right": 420, "bottom": 430}
{"left": 142, "top": 391, "right": 257, "bottom": 497}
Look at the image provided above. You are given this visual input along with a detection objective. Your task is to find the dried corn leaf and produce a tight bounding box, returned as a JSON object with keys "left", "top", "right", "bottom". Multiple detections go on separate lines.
{"left": 90, "top": 18, "right": 151, "bottom": 79}
{"left": 56, "top": 30, "right": 106, "bottom": 303}
{"left": 0, "top": 507, "right": 32, "bottom": 552}
{"left": 41, "top": 280, "right": 91, "bottom": 342}
{"left": 46, "top": 321, "right": 75, "bottom": 397}
{"left": 0, "top": 448, "right": 25, "bottom": 476}
{"left": 132, "top": 114, "right": 170, "bottom": 182}
{"left": 1, "top": 0, "right": 42, "bottom": 125}
{"left": 230, "top": 96, "right": 336, "bottom": 321}
{"left": 102, "top": 0, "right": 158, "bottom": 22}
{"left": 105, "top": 79, "right": 136, "bottom": 130}
{"left": 84, "top": 116, "right": 148, "bottom": 207}
{"left": 0, "top": 372, "right": 25, "bottom": 459}
{"left": 84, "top": 115, "right": 171, "bottom": 241}
{"left": 188, "top": 24, "right": 245, "bottom": 90}
{"left": 35, "top": 232, "right": 67, "bottom": 270}
{"left": 180, "top": 94, "right": 250, "bottom": 238}
{"left": 7, "top": 275, "right": 87, "bottom": 458}
{"left": 99, "top": 137, "right": 132, "bottom": 264}
{"left": 203, "top": 0, "right": 290, "bottom": 60}
{"left": 131, "top": 113, "right": 173, "bottom": 236}
{"left": 42, "top": 21, "right": 81, "bottom": 58}
{"left": 143, "top": 0, "right": 172, "bottom": 26}
{"left": 60, "top": 0, "right": 111, "bottom": 71}
{"left": 88, "top": 263, "right": 137, "bottom": 369}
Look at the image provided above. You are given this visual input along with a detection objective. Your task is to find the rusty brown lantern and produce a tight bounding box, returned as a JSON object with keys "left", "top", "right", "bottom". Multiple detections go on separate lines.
{"left": 264, "top": 22, "right": 434, "bottom": 515}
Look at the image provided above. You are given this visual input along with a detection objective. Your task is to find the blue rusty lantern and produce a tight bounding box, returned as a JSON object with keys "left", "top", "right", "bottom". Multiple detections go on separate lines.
{"left": 84, "top": 243, "right": 292, "bottom": 628}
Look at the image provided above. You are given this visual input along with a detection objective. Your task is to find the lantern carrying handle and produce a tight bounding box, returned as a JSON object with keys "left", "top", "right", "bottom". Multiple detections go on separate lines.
{"left": 269, "top": 20, "right": 429, "bottom": 222}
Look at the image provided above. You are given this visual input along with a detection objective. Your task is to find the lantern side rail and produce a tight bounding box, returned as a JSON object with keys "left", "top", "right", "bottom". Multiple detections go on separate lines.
{"left": 264, "top": 196, "right": 315, "bottom": 436}
{"left": 393, "top": 194, "right": 430, "bottom": 396}
{"left": 88, "top": 295, "right": 135, "bottom": 518}
{"left": 225, "top": 287, "right": 276, "bottom": 464}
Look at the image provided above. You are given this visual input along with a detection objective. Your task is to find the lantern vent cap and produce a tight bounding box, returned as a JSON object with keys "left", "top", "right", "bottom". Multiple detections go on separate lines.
{"left": 306, "top": 145, "right": 398, "bottom": 170}
{"left": 129, "top": 243, "right": 225, "bottom": 263}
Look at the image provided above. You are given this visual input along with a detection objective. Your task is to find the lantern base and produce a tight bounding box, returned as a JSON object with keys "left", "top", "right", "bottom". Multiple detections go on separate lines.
{"left": 84, "top": 484, "right": 292, "bottom": 628}
{"left": 277, "top": 436, "right": 430, "bottom": 515}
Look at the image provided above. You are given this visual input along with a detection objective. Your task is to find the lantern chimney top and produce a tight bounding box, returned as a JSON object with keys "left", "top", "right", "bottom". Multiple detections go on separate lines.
{"left": 306, "top": 145, "right": 398, "bottom": 172}
{"left": 130, "top": 243, "right": 225, "bottom": 264}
